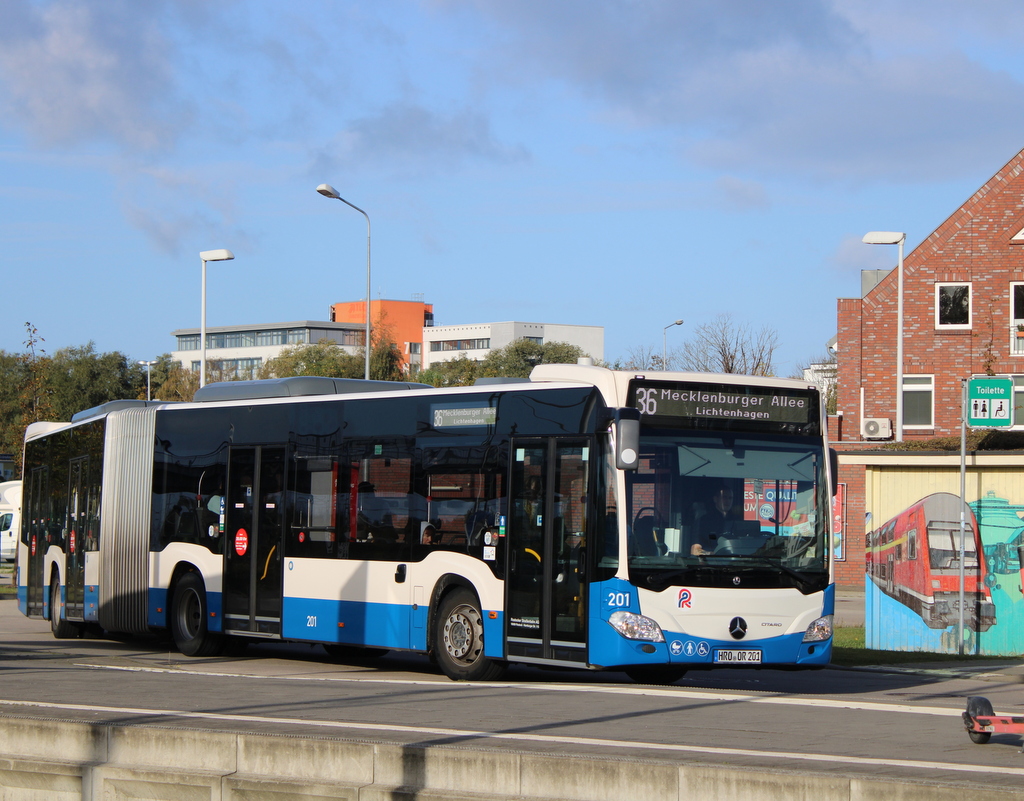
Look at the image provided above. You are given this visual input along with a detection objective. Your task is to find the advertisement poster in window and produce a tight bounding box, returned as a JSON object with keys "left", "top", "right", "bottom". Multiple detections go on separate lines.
{"left": 831, "top": 483, "right": 845, "bottom": 561}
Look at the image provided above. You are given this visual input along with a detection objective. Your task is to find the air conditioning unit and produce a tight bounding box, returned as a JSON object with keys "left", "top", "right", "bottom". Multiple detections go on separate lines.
{"left": 861, "top": 418, "right": 892, "bottom": 440}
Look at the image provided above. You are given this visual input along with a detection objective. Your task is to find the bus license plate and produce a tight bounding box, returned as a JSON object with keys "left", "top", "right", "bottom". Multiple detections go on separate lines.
{"left": 714, "top": 649, "right": 761, "bottom": 664}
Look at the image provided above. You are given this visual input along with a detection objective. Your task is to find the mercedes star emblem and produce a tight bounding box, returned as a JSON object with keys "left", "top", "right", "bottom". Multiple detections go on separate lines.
{"left": 729, "top": 617, "right": 748, "bottom": 640}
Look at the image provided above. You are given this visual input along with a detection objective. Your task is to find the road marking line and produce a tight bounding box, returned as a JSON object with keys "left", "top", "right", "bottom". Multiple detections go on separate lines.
{"left": 0, "top": 697, "right": 1019, "bottom": 777}
{"left": 73, "top": 661, "right": 965, "bottom": 717}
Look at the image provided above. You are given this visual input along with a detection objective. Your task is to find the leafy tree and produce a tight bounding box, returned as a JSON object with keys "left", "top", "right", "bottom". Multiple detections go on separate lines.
{"left": 369, "top": 319, "right": 405, "bottom": 382}
{"left": 156, "top": 362, "right": 200, "bottom": 402}
{"left": 43, "top": 343, "right": 145, "bottom": 421}
{"left": 259, "top": 339, "right": 364, "bottom": 380}
{"left": 418, "top": 355, "right": 480, "bottom": 387}
{"left": 677, "top": 313, "right": 779, "bottom": 376}
{"left": 479, "top": 339, "right": 588, "bottom": 379}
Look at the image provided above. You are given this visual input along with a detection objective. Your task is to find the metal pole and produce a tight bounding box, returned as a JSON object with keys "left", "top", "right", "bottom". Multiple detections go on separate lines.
{"left": 958, "top": 378, "right": 967, "bottom": 656}
{"left": 896, "top": 238, "right": 905, "bottom": 441}
{"left": 662, "top": 320, "right": 682, "bottom": 371}
{"left": 364, "top": 211, "right": 371, "bottom": 381}
{"left": 200, "top": 258, "right": 208, "bottom": 388}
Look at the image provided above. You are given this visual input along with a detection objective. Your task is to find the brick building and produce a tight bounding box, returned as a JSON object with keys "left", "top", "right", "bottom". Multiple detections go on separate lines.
{"left": 832, "top": 146, "right": 1024, "bottom": 588}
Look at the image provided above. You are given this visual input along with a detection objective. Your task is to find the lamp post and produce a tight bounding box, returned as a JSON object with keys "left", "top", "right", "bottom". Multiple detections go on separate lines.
{"left": 317, "top": 184, "right": 371, "bottom": 381}
{"left": 137, "top": 360, "right": 158, "bottom": 401}
{"left": 199, "top": 248, "right": 235, "bottom": 388}
{"left": 862, "top": 231, "right": 906, "bottom": 441}
{"left": 663, "top": 319, "right": 683, "bottom": 370}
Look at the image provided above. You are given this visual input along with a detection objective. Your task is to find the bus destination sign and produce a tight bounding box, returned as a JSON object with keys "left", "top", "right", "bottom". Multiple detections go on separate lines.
{"left": 432, "top": 405, "right": 498, "bottom": 428}
{"left": 630, "top": 381, "right": 815, "bottom": 426}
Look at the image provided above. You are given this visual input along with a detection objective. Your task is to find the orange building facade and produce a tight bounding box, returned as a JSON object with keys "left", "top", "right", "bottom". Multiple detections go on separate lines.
{"left": 330, "top": 299, "right": 434, "bottom": 373}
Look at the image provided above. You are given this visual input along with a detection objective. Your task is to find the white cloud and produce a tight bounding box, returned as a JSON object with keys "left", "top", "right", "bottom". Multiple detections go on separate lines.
{"left": 0, "top": 0, "right": 189, "bottom": 152}
{"left": 449, "top": 0, "right": 1024, "bottom": 183}
{"left": 312, "top": 102, "right": 529, "bottom": 179}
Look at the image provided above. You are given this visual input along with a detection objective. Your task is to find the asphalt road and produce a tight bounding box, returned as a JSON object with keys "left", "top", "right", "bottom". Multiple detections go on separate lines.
{"left": 2, "top": 598, "right": 1024, "bottom": 794}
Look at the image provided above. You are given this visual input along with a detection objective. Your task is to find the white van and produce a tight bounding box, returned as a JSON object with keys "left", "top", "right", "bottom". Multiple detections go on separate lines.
{"left": 0, "top": 481, "right": 22, "bottom": 562}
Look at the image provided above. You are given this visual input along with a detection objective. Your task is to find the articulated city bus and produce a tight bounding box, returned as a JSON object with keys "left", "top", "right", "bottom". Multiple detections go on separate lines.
{"left": 18, "top": 365, "right": 835, "bottom": 682}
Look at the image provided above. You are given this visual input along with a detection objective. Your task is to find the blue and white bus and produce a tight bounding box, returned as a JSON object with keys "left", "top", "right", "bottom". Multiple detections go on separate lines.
{"left": 18, "top": 365, "right": 835, "bottom": 681}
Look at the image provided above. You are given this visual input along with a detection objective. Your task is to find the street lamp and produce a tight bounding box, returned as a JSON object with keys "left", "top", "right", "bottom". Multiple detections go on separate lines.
{"left": 862, "top": 231, "right": 906, "bottom": 441}
{"left": 199, "top": 248, "right": 235, "bottom": 388}
{"left": 663, "top": 319, "right": 683, "bottom": 370}
{"left": 317, "top": 183, "right": 372, "bottom": 381}
{"left": 137, "top": 360, "right": 158, "bottom": 401}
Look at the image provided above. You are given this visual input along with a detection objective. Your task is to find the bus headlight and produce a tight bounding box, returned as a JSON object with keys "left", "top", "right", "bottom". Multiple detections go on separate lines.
{"left": 803, "top": 615, "right": 833, "bottom": 643}
{"left": 608, "top": 611, "right": 665, "bottom": 642}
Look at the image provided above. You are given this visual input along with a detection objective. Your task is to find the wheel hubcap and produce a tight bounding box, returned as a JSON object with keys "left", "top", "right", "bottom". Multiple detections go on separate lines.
{"left": 444, "top": 606, "right": 476, "bottom": 660}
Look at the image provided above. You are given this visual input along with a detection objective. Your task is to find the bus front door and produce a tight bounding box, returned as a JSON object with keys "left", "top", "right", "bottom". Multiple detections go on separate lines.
{"left": 506, "top": 438, "right": 591, "bottom": 666}
{"left": 222, "top": 447, "right": 285, "bottom": 637}
{"left": 24, "top": 467, "right": 47, "bottom": 617}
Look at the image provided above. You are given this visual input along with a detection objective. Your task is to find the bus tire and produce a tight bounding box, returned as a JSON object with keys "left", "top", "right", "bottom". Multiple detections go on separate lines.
{"left": 624, "top": 666, "right": 687, "bottom": 685}
{"left": 49, "top": 577, "right": 82, "bottom": 639}
{"left": 170, "top": 573, "right": 224, "bottom": 657}
{"left": 434, "top": 588, "right": 505, "bottom": 681}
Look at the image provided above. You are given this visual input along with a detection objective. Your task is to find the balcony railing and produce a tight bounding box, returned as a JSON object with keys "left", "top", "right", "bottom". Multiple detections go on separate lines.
{"left": 1013, "top": 326, "right": 1024, "bottom": 355}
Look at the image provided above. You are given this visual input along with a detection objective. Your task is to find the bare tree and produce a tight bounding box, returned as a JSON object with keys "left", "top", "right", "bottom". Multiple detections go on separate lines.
{"left": 792, "top": 352, "right": 837, "bottom": 414}
{"left": 677, "top": 314, "right": 779, "bottom": 376}
{"left": 621, "top": 344, "right": 666, "bottom": 371}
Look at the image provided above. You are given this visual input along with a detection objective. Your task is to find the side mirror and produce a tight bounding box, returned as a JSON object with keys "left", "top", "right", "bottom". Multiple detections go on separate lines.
{"left": 614, "top": 408, "right": 641, "bottom": 470}
{"left": 829, "top": 448, "right": 839, "bottom": 496}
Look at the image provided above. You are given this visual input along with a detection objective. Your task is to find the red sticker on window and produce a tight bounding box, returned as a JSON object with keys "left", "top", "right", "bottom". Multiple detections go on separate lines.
{"left": 235, "top": 528, "right": 248, "bottom": 556}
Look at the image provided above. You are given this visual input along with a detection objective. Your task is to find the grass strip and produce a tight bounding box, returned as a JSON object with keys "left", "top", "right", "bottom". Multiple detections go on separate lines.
{"left": 831, "top": 626, "right": 1013, "bottom": 667}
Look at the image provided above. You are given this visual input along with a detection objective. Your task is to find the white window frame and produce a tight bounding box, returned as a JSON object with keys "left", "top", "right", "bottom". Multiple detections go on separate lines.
{"left": 1010, "top": 284, "right": 1024, "bottom": 356}
{"left": 902, "top": 374, "right": 934, "bottom": 430}
{"left": 935, "top": 282, "right": 972, "bottom": 329}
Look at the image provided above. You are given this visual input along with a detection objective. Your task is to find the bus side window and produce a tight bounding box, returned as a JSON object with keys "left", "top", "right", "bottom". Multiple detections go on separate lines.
{"left": 288, "top": 456, "right": 339, "bottom": 559}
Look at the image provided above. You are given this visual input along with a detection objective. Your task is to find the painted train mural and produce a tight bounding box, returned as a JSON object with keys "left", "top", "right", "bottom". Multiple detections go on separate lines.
{"left": 866, "top": 490, "right": 1024, "bottom": 655}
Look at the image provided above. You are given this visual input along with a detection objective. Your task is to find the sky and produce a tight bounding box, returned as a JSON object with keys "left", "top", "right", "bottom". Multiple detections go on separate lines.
{"left": 4, "top": 1, "right": 1024, "bottom": 377}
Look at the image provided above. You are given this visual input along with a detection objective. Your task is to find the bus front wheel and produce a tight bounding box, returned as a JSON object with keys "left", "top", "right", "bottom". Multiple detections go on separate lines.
{"left": 49, "top": 577, "right": 81, "bottom": 639}
{"left": 434, "top": 588, "right": 505, "bottom": 681}
{"left": 170, "top": 573, "right": 224, "bottom": 657}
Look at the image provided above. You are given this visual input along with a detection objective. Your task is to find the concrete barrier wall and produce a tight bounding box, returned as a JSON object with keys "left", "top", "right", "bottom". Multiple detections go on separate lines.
{"left": 0, "top": 717, "right": 1021, "bottom": 801}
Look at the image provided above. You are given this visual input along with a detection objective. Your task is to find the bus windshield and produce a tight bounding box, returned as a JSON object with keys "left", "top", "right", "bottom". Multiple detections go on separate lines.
{"left": 624, "top": 431, "right": 830, "bottom": 594}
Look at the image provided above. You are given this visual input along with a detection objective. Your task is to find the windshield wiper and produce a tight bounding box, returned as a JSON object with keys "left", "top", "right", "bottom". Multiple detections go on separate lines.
{"left": 741, "top": 555, "right": 827, "bottom": 594}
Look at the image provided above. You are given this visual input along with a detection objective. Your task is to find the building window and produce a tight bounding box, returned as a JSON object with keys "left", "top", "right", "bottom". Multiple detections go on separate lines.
{"left": 903, "top": 375, "right": 934, "bottom": 428}
{"left": 177, "top": 334, "right": 200, "bottom": 351}
{"left": 935, "top": 283, "right": 971, "bottom": 328}
{"left": 430, "top": 338, "right": 490, "bottom": 352}
{"left": 1010, "top": 284, "right": 1024, "bottom": 356}
{"left": 1012, "top": 377, "right": 1024, "bottom": 426}
{"left": 524, "top": 336, "right": 543, "bottom": 345}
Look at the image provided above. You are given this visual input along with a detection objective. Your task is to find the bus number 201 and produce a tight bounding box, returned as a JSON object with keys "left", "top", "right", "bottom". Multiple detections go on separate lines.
{"left": 306, "top": 615, "right": 317, "bottom": 628}
{"left": 607, "top": 592, "right": 631, "bottom": 608}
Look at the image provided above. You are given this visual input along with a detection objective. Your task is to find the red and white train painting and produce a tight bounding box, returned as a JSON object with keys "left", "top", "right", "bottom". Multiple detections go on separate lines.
{"left": 866, "top": 492, "right": 996, "bottom": 631}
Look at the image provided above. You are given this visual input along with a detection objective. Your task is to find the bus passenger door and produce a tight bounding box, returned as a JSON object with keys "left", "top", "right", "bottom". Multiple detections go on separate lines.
{"left": 506, "top": 438, "right": 591, "bottom": 666}
{"left": 223, "top": 446, "right": 286, "bottom": 636}
{"left": 24, "top": 467, "right": 47, "bottom": 617}
{"left": 64, "top": 457, "right": 88, "bottom": 620}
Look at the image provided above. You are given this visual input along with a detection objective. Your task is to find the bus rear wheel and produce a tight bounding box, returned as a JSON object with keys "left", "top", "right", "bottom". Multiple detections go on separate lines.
{"left": 49, "top": 577, "right": 82, "bottom": 639}
{"left": 434, "top": 588, "right": 505, "bottom": 681}
{"left": 170, "top": 573, "right": 224, "bottom": 657}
